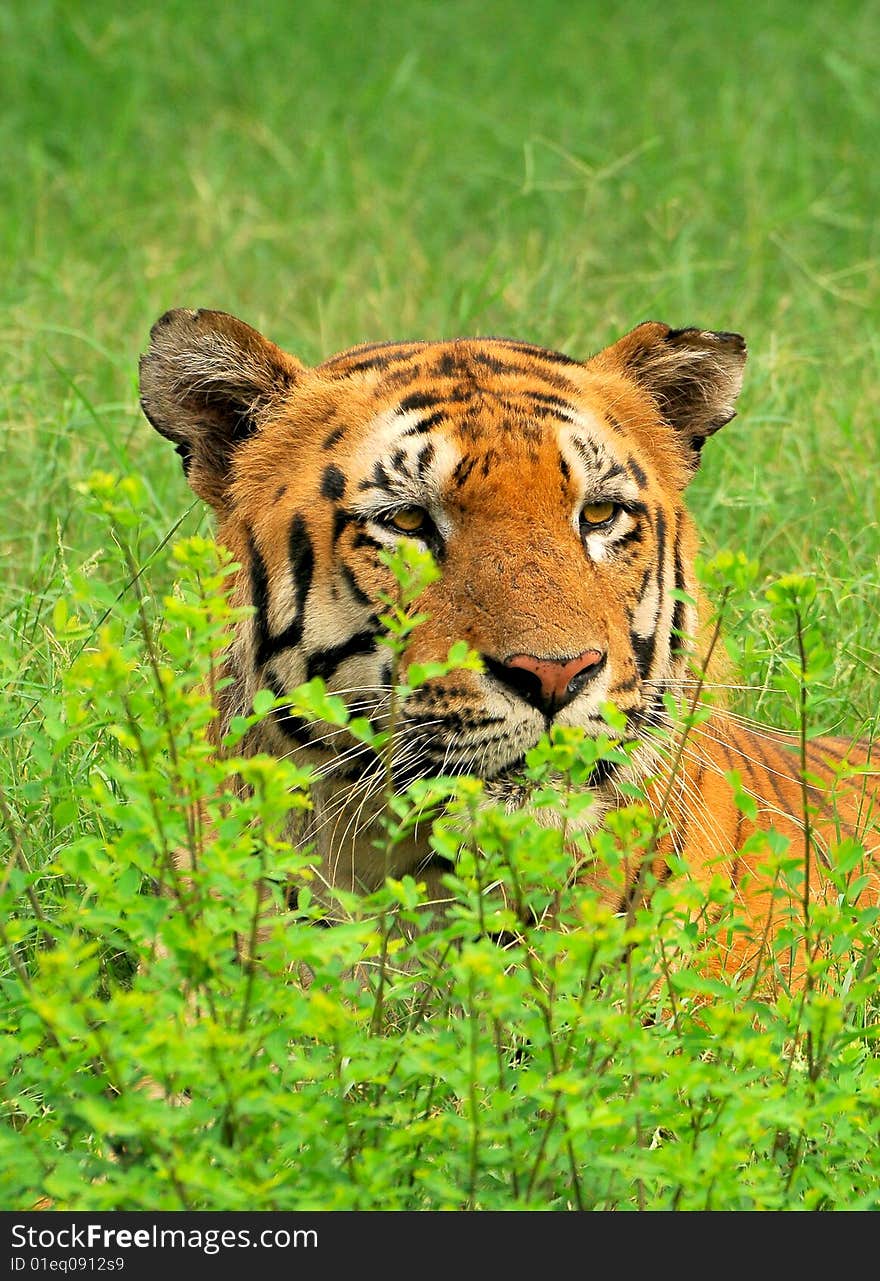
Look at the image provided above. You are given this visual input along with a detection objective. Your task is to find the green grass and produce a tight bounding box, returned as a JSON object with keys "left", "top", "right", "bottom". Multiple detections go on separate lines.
{"left": 2, "top": 0, "right": 879, "bottom": 1212}
{"left": 3, "top": 0, "right": 878, "bottom": 724}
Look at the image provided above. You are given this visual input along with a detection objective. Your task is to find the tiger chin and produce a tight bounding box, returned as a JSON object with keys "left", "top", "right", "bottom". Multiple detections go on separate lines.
{"left": 139, "top": 309, "right": 879, "bottom": 984}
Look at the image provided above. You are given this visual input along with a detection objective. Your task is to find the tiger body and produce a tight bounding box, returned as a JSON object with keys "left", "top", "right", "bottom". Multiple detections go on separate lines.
{"left": 140, "top": 310, "right": 879, "bottom": 978}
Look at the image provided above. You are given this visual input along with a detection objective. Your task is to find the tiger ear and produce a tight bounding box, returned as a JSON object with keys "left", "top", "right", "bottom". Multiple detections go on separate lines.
{"left": 588, "top": 321, "right": 747, "bottom": 462}
{"left": 139, "top": 308, "right": 303, "bottom": 508}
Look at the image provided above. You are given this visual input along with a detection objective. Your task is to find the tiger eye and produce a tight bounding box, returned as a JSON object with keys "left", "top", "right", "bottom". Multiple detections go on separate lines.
{"left": 388, "top": 506, "right": 428, "bottom": 533}
{"left": 581, "top": 501, "right": 617, "bottom": 526}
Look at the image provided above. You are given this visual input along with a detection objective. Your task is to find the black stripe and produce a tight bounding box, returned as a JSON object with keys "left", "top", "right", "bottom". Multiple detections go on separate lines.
{"left": 403, "top": 410, "right": 446, "bottom": 436}
{"left": 526, "top": 403, "right": 573, "bottom": 422}
{"left": 605, "top": 412, "right": 626, "bottom": 435}
{"left": 569, "top": 435, "right": 599, "bottom": 467}
{"left": 390, "top": 447, "right": 409, "bottom": 475}
{"left": 290, "top": 514, "right": 315, "bottom": 616}
{"left": 352, "top": 530, "right": 385, "bottom": 554}
{"left": 341, "top": 348, "right": 423, "bottom": 375}
{"left": 452, "top": 455, "right": 477, "bottom": 487}
{"left": 250, "top": 536, "right": 273, "bottom": 667}
{"left": 321, "top": 340, "right": 421, "bottom": 369}
{"left": 470, "top": 352, "right": 523, "bottom": 376}
{"left": 609, "top": 675, "right": 640, "bottom": 696}
{"left": 322, "top": 424, "right": 347, "bottom": 450}
{"left": 305, "top": 623, "right": 379, "bottom": 682}
{"left": 254, "top": 514, "right": 315, "bottom": 667}
{"left": 272, "top": 706, "right": 313, "bottom": 744}
{"left": 630, "top": 512, "right": 665, "bottom": 679}
{"left": 655, "top": 509, "right": 667, "bottom": 579}
{"left": 321, "top": 464, "right": 346, "bottom": 500}
{"left": 358, "top": 460, "right": 392, "bottom": 493}
{"left": 416, "top": 442, "right": 436, "bottom": 477}
{"left": 332, "top": 507, "right": 354, "bottom": 544}
{"left": 600, "top": 461, "right": 627, "bottom": 484}
{"left": 398, "top": 390, "right": 443, "bottom": 414}
{"left": 431, "top": 352, "right": 458, "bottom": 378}
{"left": 729, "top": 725, "right": 797, "bottom": 822}
{"left": 804, "top": 739, "right": 852, "bottom": 767}
{"left": 628, "top": 563, "right": 656, "bottom": 637}
{"left": 627, "top": 456, "right": 648, "bottom": 488}
{"left": 265, "top": 670, "right": 313, "bottom": 745}
{"left": 634, "top": 562, "right": 652, "bottom": 605}
{"left": 492, "top": 340, "right": 578, "bottom": 366}
{"left": 682, "top": 757, "right": 706, "bottom": 850}
{"left": 616, "top": 523, "right": 644, "bottom": 552}
{"left": 631, "top": 632, "right": 655, "bottom": 679}
{"left": 340, "top": 561, "right": 371, "bottom": 606}
{"left": 732, "top": 809, "right": 746, "bottom": 856}
{"left": 670, "top": 520, "right": 687, "bottom": 658}
{"left": 406, "top": 710, "right": 504, "bottom": 732}
{"left": 523, "top": 390, "right": 576, "bottom": 411}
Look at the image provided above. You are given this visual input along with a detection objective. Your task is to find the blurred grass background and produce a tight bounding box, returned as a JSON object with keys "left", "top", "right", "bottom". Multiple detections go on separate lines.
{"left": 2, "top": 0, "right": 878, "bottom": 728}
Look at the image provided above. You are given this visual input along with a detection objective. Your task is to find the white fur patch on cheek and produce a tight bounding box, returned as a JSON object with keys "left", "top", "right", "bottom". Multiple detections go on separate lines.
{"left": 631, "top": 570, "right": 661, "bottom": 638}
{"left": 267, "top": 572, "right": 298, "bottom": 634}
{"left": 585, "top": 533, "right": 608, "bottom": 563}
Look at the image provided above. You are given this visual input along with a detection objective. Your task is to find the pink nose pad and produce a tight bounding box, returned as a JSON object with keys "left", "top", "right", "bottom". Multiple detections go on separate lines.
{"left": 500, "top": 649, "right": 606, "bottom": 714}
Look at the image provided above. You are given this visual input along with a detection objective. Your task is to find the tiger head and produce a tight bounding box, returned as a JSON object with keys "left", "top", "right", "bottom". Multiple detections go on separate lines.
{"left": 140, "top": 310, "right": 746, "bottom": 829}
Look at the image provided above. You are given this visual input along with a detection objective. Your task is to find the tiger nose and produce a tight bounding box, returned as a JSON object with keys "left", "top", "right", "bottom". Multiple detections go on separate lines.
{"left": 487, "top": 649, "right": 607, "bottom": 716}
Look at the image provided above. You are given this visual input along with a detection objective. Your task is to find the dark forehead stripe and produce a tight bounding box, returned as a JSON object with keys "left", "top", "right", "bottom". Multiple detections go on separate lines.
{"left": 491, "top": 338, "right": 579, "bottom": 366}
{"left": 320, "top": 464, "right": 346, "bottom": 500}
{"left": 376, "top": 343, "right": 581, "bottom": 400}
{"left": 390, "top": 446, "right": 409, "bottom": 475}
{"left": 520, "top": 389, "right": 579, "bottom": 422}
{"left": 480, "top": 448, "right": 500, "bottom": 477}
{"left": 322, "top": 424, "right": 347, "bottom": 450}
{"left": 452, "top": 454, "right": 477, "bottom": 487}
{"left": 432, "top": 351, "right": 458, "bottom": 377}
{"left": 627, "top": 455, "right": 648, "bottom": 488}
{"left": 416, "top": 442, "right": 435, "bottom": 477}
{"left": 321, "top": 339, "right": 422, "bottom": 366}
{"left": 403, "top": 410, "right": 446, "bottom": 437}
{"left": 604, "top": 411, "right": 626, "bottom": 436}
{"left": 398, "top": 390, "right": 444, "bottom": 414}
{"left": 320, "top": 340, "right": 426, "bottom": 376}
{"left": 358, "top": 460, "right": 392, "bottom": 493}
{"left": 568, "top": 435, "right": 631, "bottom": 488}
{"left": 570, "top": 435, "right": 626, "bottom": 483}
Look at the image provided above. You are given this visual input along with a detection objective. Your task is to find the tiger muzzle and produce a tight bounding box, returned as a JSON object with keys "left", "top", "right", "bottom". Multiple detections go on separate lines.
{"left": 483, "top": 649, "right": 607, "bottom": 717}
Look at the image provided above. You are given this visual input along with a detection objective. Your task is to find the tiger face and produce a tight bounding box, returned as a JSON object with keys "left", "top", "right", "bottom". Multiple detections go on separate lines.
{"left": 140, "top": 310, "right": 746, "bottom": 856}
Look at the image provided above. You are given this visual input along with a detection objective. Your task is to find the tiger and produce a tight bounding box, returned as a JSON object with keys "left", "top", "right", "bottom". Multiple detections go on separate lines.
{"left": 139, "top": 307, "right": 879, "bottom": 983}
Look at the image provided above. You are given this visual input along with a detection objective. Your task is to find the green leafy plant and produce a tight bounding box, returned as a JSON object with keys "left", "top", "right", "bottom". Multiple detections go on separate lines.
{"left": 2, "top": 478, "right": 879, "bottom": 1211}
